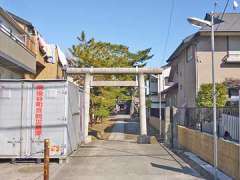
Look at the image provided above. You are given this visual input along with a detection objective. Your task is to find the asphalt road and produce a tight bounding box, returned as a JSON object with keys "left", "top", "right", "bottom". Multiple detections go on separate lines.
{"left": 52, "top": 115, "right": 204, "bottom": 180}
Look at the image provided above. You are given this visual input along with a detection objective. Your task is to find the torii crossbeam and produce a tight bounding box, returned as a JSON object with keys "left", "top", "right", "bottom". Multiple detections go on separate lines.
{"left": 67, "top": 67, "right": 162, "bottom": 143}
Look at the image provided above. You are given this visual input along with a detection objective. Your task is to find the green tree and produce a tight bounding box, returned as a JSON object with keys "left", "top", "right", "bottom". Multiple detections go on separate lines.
{"left": 196, "top": 83, "right": 228, "bottom": 107}
{"left": 69, "top": 31, "right": 153, "bottom": 122}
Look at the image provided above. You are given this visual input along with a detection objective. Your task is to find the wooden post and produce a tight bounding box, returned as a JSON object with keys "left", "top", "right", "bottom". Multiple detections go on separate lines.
{"left": 44, "top": 139, "right": 50, "bottom": 180}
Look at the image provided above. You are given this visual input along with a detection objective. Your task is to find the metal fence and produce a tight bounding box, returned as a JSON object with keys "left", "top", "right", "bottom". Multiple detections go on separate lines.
{"left": 150, "top": 108, "right": 165, "bottom": 120}
{"left": 183, "top": 107, "right": 239, "bottom": 142}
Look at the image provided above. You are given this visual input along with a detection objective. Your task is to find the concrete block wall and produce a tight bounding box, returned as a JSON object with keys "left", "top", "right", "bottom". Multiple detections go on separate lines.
{"left": 149, "top": 116, "right": 165, "bottom": 134}
{"left": 149, "top": 107, "right": 172, "bottom": 147}
{"left": 218, "top": 139, "right": 240, "bottom": 179}
{"left": 178, "top": 126, "right": 240, "bottom": 180}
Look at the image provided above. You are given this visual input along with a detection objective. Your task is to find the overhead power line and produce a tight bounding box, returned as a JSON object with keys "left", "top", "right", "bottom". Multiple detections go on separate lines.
{"left": 162, "top": 0, "right": 175, "bottom": 63}
{"left": 220, "top": 0, "right": 230, "bottom": 19}
{"left": 215, "top": 0, "right": 230, "bottom": 30}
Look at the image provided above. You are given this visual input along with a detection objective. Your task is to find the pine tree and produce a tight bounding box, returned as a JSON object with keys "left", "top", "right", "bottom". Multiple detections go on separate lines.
{"left": 69, "top": 31, "right": 153, "bottom": 123}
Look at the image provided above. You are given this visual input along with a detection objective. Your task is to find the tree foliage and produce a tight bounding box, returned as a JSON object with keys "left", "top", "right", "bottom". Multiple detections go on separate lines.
{"left": 70, "top": 31, "right": 153, "bottom": 68}
{"left": 196, "top": 83, "right": 228, "bottom": 107}
{"left": 69, "top": 31, "right": 153, "bottom": 121}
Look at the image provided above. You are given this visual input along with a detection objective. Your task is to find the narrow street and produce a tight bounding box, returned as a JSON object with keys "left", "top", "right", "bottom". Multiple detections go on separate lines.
{"left": 52, "top": 115, "right": 204, "bottom": 180}
{"left": 1, "top": 2, "right": 240, "bottom": 180}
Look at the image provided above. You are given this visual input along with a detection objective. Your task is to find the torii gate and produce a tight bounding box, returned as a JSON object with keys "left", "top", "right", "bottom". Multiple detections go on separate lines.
{"left": 67, "top": 67, "right": 162, "bottom": 143}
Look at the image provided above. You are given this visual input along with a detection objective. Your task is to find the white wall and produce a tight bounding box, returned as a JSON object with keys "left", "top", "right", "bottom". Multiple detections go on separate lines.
{"left": 149, "top": 65, "right": 172, "bottom": 107}
{"left": 149, "top": 66, "right": 171, "bottom": 94}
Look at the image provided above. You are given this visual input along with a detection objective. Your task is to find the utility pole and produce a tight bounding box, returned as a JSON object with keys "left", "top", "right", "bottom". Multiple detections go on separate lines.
{"left": 158, "top": 74, "right": 162, "bottom": 138}
{"left": 210, "top": 11, "right": 218, "bottom": 180}
{"left": 187, "top": 8, "right": 218, "bottom": 179}
{"left": 239, "top": 88, "right": 240, "bottom": 179}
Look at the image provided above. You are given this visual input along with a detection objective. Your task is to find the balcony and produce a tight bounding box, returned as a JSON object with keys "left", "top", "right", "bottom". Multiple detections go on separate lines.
{"left": 0, "top": 24, "right": 36, "bottom": 74}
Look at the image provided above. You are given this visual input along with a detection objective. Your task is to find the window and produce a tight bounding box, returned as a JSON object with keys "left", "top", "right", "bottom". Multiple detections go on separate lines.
{"left": 172, "top": 94, "right": 177, "bottom": 106}
{"left": 228, "top": 37, "right": 240, "bottom": 55}
{"left": 150, "top": 77, "right": 157, "bottom": 83}
{"left": 226, "top": 36, "right": 240, "bottom": 62}
{"left": 180, "top": 84, "right": 183, "bottom": 90}
{"left": 228, "top": 88, "right": 239, "bottom": 98}
{"left": 186, "top": 45, "right": 193, "bottom": 62}
{"left": 164, "top": 77, "right": 169, "bottom": 86}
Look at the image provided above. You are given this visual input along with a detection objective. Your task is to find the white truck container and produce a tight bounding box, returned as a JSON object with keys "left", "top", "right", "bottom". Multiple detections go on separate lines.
{"left": 0, "top": 80, "right": 84, "bottom": 160}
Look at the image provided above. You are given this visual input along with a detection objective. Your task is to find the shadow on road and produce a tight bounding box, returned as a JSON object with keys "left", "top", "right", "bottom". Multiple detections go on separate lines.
{"left": 151, "top": 162, "right": 199, "bottom": 177}
{"left": 71, "top": 145, "right": 177, "bottom": 162}
{"left": 104, "top": 121, "right": 139, "bottom": 135}
{"left": 108, "top": 118, "right": 131, "bottom": 122}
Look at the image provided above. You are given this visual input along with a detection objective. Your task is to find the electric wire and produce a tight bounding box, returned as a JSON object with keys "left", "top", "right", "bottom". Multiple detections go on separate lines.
{"left": 162, "top": 0, "right": 175, "bottom": 62}
{"left": 215, "top": 0, "right": 230, "bottom": 30}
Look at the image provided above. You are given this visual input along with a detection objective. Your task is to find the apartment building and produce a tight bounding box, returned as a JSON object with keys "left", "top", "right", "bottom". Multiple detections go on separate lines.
{"left": 8, "top": 11, "right": 67, "bottom": 80}
{"left": 0, "top": 7, "right": 36, "bottom": 79}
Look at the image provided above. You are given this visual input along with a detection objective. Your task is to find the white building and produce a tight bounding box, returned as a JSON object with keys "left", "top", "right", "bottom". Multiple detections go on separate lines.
{"left": 148, "top": 64, "right": 172, "bottom": 108}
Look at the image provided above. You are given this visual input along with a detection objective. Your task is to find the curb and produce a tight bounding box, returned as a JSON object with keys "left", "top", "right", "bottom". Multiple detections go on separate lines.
{"left": 174, "top": 150, "right": 215, "bottom": 180}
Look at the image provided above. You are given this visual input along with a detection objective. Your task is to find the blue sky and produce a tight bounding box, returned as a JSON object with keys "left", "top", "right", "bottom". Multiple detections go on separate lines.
{"left": 0, "top": 0, "right": 236, "bottom": 66}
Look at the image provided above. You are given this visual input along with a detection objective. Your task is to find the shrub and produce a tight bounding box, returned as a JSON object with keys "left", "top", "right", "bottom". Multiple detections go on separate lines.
{"left": 196, "top": 83, "right": 227, "bottom": 107}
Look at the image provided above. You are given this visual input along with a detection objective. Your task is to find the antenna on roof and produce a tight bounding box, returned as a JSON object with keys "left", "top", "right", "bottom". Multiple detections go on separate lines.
{"left": 233, "top": 0, "right": 239, "bottom": 10}
{"left": 214, "top": 1, "right": 218, "bottom": 12}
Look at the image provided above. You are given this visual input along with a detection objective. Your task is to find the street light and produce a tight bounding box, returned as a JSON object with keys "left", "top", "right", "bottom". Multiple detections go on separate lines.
{"left": 187, "top": 17, "right": 212, "bottom": 27}
{"left": 150, "top": 74, "right": 162, "bottom": 138}
{"left": 188, "top": 13, "right": 218, "bottom": 180}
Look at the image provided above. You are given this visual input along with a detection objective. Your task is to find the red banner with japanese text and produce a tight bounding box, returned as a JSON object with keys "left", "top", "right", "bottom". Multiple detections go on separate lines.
{"left": 35, "top": 85, "right": 44, "bottom": 136}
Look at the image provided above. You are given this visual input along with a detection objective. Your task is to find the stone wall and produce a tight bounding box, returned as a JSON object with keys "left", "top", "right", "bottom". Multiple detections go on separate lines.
{"left": 178, "top": 126, "right": 240, "bottom": 180}
{"left": 149, "top": 116, "right": 164, "bottom": 130}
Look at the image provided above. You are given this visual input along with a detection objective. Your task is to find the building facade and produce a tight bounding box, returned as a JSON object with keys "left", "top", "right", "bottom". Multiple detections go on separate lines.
{"left": 8, "top": 11, "right": 67, "bottom": 80}
{"left": 0, "top": 7, "right": 36, "bottom": 79}
{"left": 167, "top": 13, "right": 240, "bottom": 107}
{"left": 148, "top": 64, "right": 172, "bottom": 108}
{"left": 0, "top": 6, "right": 67, "bottom": 80}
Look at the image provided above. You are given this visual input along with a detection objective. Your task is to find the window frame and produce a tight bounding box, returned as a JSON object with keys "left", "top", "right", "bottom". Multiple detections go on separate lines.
{"left": 228, "top": 36, "right": 240, "bottom": 55}
{"left": 164, "top": 76, "right": 169, "bottom": 86}
{"left": 186, "top": 45, "right": 193, "bottom": 62}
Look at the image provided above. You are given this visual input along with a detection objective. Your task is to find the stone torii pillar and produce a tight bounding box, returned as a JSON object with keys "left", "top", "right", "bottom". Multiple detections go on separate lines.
{"left": 84, "top": 73, "right": 91, "bottom": 143}
{"left": 138, "top": 73, "right": 147, "bottom": 135}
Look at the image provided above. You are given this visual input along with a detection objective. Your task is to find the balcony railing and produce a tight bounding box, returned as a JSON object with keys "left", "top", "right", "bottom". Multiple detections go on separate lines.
{"left": 0, "top": 24, "right": 36, "bottom": 56}
{"left": 0, "top": 24, "right": 36, "bottom": 73}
